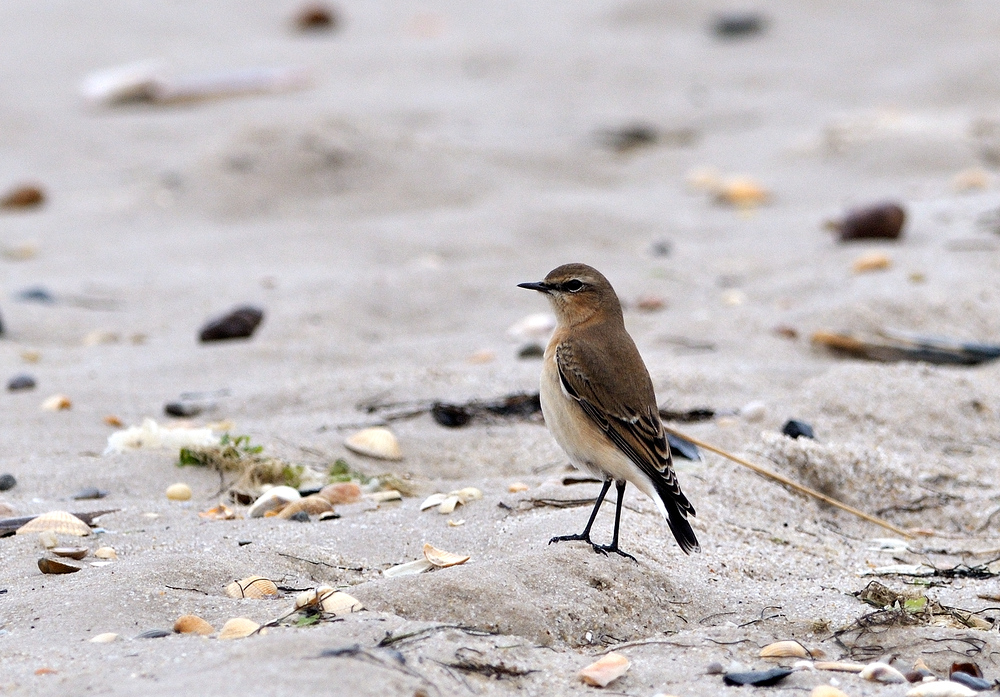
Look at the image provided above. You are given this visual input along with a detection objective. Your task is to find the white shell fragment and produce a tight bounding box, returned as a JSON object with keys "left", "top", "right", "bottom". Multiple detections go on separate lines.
{"left": 344, "top": 427, "right": 402, "bottom": 460}
{"left": 760, "top": 640, "right": 810, "bottom": 658}
{"left": 94, "top": 547, "right": 117, "bottom": 560}
{"left": 382, "top": 559, "right": 434, "bottom": 578}
{"left": 41, "top": 394, "right": 72, "bottom": 411}
{"left": 420, "top": 487, "right": 482, "bottom": 514}
{"left": 105, "top": 418, "right": 216, "bottom": 454}
{"left": 423, "top": 543, "right": 470, "bottom": 568}
{"left": 247, "top": 486, "right": 301, "bottom": 518}
{"left": 906, "top": 683, "right": 977, "bottom": 697}
{"left": 579, "top": 652, "right": 631, "bottom": 687}
{"left": 17, "top": 511, "right": 90, "bottom": 537}
{"left": 90, "top": 633, "right": 120, "bottom": 643}
{"left": 860, "top": 662, "right": 907, "bottom": 684}
{"left": 367, "top": 490, "right": 402, "bottom": 503}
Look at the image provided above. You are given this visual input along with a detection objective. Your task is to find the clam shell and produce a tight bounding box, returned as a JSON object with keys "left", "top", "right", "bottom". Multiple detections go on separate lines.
{"left": 454, "top": 487, "right": 482, "bottom": 503}
{"left": 52, "top": 547, "right": 88, "bottom": 560}
{"left": 218, "top": 617, "right": 259, "bottom": 640}
{"left": 247, "top": 486, "right": 300, "bottom": 518}
{"left": 367, "top": 490, "right": 402, "bottom": 502}
{"left": 165, "top": 483, "right": 192, "bottom": 501}
{"left": 423, "top": 543, "right": 469, "bottom": 568}
{"left": 225, "top": 576, "right": 278, "bottom": 599}
{"left": 40, "top": 394, "right": 72, "bottom": 411}
{"left": 318, "top": 482, "right": 362, "bottom": 505}
{"left": 90, "top": 633, "right": 119, "bottom": 643}
{"left": 383, "top": 559, "right": 433, "bottom": 578}
{"left": 38, "top": 557, "right": 81, "bottom": 574}
{"left": 579, "top": 652, "right": 631, "bottom": 687}
{"left": 344, "top": 427, "right": 402, "bottom": 461}
{"left": 173, "top": 614, "right": 214, "bottom": 635}
{"left": 760, "top": 640, "right": 811, "bottom": 659}
{"left": 861, "top": 662, "right": 907, "bottom": 684}
{"left": 277, "top": 496, "right": 333, "bottom": 519}
{"left": 319, "top": 590, "right": 363, "bottom": 616}
{"left": 811, "top": 687, "right": 850, "bottom": 697}
{"left": 94, "top": 546, "right": 117, "bottom": 560}
{"left": 906, "top": 683, "right": 977, "bottom": 697}
{"left": 437, "top": 495, "right": 461, "bottom": 514}
{"left": 17, "top": 511, "right": 90, "bottom": 536}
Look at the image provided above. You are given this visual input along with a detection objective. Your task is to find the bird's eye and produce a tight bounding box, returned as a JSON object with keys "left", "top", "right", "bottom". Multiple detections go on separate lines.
{"left": 563, "top": 279, "right": 584, "bottom": 292}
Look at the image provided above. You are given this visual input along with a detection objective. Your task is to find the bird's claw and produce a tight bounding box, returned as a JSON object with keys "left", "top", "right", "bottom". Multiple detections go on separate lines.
{"left": 592, "top": 543, "right": 638, "bottom": 563}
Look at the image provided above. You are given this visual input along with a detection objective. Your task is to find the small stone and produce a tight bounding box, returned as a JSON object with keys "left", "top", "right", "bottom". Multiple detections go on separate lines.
{"left": 712, "top": 12, "right": 767, "bottom": 38}
{"left": 90, "top": 633, "right": 119, "bottom": 643}
{"left": 16, "top": 286, "right": 55, "bottom": 304}
{"left": 94, "top": 547, "right": 117, "bottom": 560}
{"left": 508, "top": 482, "right": 529, "bottom": 493}
{"left": 595, "top": 123, "right": 659, "bottom": 152}
{"left": 723, "top": 669, "right": 793, "bottom": 687}
{"left": 0, "top": 184, "right": 45, "bottom": 209}
{"left": 741, "top": 401, "right": 767, "bottom": 422}
{"left": 650, "top": 239, "right": 672, "bottom": 257}
{"left": 38, "top": 531, "right": 58, "bottom": 549}
{"left": 705, "top": 662, "right": 725, "bottom": 675}
{"left": 72, "top": 487, "right": 108, "bottom": 500}
{"left": 164, "top": 402, "right": 202, "bottom": 417}
{"left": 199, "top": 306, "right": 264, "bottom": 342}
{"left": 0, "top": 473, "right": 16, "bottom": 491}
{"left": 7, "top": 374, "right": 36, "bottom": 391}
{"left": 289, "top": 511, "right": 310, "bottom": 522}
{"left": 468, "top": 349, "right": 495, "bottom": 364}
{"left": 431, "top": 403, "right": 471, "bottom": 427}
{"left": 294, "top": 2, "right": 338, "bottom": 31}
{"left": 517, "top": 343, "right": 545, "bottom": 359}
{"left": 834, "top": 202, "right": 906, "bottom": 241}
{"left": 103, "top": 415, "right": 123, "bottom": 427}
{"left": 318, "top": 482, "right": 362, "bottom": 505}
{"left": 166, "top": 483, "right": 192, "bottom": 501}
{"left": 782, "top": 420, "right": 815, "bottom": 439}
{"left": 635, "top": 295, "right": 667, "bottom": 312}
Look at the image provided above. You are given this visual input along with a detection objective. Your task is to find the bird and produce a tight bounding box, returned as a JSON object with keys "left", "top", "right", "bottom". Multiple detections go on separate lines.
{"left": 518, "top": 263, "right": 699, "bottom": 561}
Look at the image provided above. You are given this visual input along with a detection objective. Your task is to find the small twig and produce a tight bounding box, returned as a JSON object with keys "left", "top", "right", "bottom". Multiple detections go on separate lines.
{"left": 276, "top": 551, "right": 364, "bottom": 572}
{"left": 165, "top": 585, "right": 209, "bottom": 595}
{"left": 663, "top": 427, "right": 913, "bottom": 538}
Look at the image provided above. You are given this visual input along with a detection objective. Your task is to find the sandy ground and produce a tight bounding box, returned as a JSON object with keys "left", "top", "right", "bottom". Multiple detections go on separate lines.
{"left": 4, "top": 1, "right": 1000, "bottom": 695}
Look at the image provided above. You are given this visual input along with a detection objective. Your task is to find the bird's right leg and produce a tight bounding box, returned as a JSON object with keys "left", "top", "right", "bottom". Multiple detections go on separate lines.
{"left": 549, "top": 479, "right": 612, "bottom": 547}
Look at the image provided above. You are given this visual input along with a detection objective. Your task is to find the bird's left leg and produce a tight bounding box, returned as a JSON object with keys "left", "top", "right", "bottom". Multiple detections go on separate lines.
{"left": 592, "top": 480, "right": 638, "bottom": 562}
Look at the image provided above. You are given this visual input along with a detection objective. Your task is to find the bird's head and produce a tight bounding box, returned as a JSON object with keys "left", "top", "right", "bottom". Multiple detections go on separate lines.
{"left": 518, "top": 263, "right": 622, "bottom": 327}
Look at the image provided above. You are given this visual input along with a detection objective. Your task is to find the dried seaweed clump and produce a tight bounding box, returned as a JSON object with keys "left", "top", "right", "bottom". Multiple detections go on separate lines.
{"left": 754, "top": 431, "right": 917, "bottom": 511}
{"left": 179, "top": 434, "right": 306, "bottom": 492}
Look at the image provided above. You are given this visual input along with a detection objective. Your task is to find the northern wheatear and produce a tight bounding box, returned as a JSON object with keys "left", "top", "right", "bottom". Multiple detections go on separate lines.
{"left": 519, "top": 263, "right": 699, "bottom": 560}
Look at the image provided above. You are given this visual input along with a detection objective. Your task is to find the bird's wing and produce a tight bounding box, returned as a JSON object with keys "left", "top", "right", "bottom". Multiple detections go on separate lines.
{"left": 556, "top": 340, "right": 695, "bottom": 518}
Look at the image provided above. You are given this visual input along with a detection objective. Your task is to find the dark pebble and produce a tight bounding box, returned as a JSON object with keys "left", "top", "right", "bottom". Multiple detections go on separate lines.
{"left": 0, "top": 307, "right": 4, "bottom": 335}
{"left": 7, "top": 374, "right": 35, "bottom": 391}
{"left": 298, "top": 486, "right": 324, "bottom": 497}
{"left": 237, "top": 540, "right": 253, "bottom": 547}
{"left": 199, "top": 306, "right": 264, "bottom": 342}
{"left": 712, "top": 12, "right": 767, "bottom": 38}
{"left": 835, "top": 202, "right": 906, "bottom": 241}
{"left": 950, "top": 672, "right": 991, "bottom": 691}
{"left": 431, "top": 403, "right": 471, "bottom": 428}
{"left": 289, "top": 511, "right": 310, "bottom": 522}
{"left": 596, "top": 124, "right": 659, "bottom": 152}
{"left": 295, "top": 2, "right": 338, "bottom": 31}
{"left": 135, "top": 629, "right": 172, "bottom": 639}
{"left": 0, "top": 474, "right": 16, "bottom": 492}
{"left": 517, "top": 343, "right": 544, "bottom": 359}
{"left": 668, "top": 433, "right": 701, "bottom": 461}
{"left": 0, "top": 185, "right": 45, "bottom": 209}
{"left": 782, "top": 419, "right": 815, "bottom": 439}
{"left": 723, "top": 668, "right": 792, "bottom": 687}
{"left": 16, "top": 287, "right": 55, "bottom": 304}
{"left": 650, "top": 239, "right": 672, "bottom": 257}
{"left": 71, "top": 487, "right": 108, "bottom": 500}
{"left": 164, "top": 402, "right": 202, "bottom": 417}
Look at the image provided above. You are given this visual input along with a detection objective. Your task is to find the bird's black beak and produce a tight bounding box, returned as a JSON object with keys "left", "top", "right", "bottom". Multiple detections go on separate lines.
{"left": 517, "top": 281, "right": 552, "bottom": 294}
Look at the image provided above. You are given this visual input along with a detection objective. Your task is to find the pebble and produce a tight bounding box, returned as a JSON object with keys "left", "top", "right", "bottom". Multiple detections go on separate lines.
{"left": 649, "top": 239, "right": 672, "bottom": 257}
{"left": 72, "top": 487, "right": 108, "bottom": 500}
{"left": 90, "top": 633, "right": 119, "bottom": 643}
{"left": 199, "top": 306, "right": 264, "bottom": 342}
{"left": 596, "top": 123, "right": 659, "bottom": 152}
{"left": 0, "top": 474, "right": 16, "bottom": 491}
{"left": 723, "top": 669, "right": 793, "bottom": 687}
{"left": 704, "top": 662, "right": 726, "bottom": 675}
{"left": 165, "top": 483, "right": 192, "bottom": 501}
{"left": 318, "top": 482, "right": 362, "bottom": 504}
{"left": 741, "top": 400, "right": 767, "bottom": 422}
{"left": 289, "top": 511, "right": 310, "bottom": 522}
{"left": 294, "top": 2, "right": 338, "bottom": 31}
{"left": 667, "top": 433, "right": 701, "bottom": 461}
{"left": 635, "top": 295, "right": 667, "bottom": 312}
{"left": 16, "top": 286, "right": 55, "bottom": 304}
{"left": 517, "top": 343, "right": 545, "bottom": 359}
{"left": 782, "top": 419, "right": 815, "bottom": 439}
{"left": 40, "top": 394, "right": 71, "bottom": 411}
{"left": 0, "top": 184, "right": 45, "bottom": 209}
{"left": 7, "top": 374, "right": 35, "bottom": 391}
{"left": 712, "top": 12, "right": 767, "bottom": 38}
{"left": 834, "top": 202, "right": 906, "bottom": 241}
{"left": 579, "top": 652, "right": 631, "bottom": 687}
{"left": 164, "top": 401, "right": 202, "bottom": 417}
{"left": 950, "top": 673, "right": 990, "bottom": 691}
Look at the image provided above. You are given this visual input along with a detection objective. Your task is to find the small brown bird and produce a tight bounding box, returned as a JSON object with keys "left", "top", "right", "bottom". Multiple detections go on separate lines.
{"left": 519, "top": 263, "right": 699, "bottom": 560}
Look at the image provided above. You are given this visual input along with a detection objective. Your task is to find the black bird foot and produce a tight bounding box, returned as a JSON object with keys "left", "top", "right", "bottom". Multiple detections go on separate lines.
{"left": 591, "top": 543, "right": 638, "bottom": 563}
{"left": 549, "top": 533, "right": 593, "bottom": 546}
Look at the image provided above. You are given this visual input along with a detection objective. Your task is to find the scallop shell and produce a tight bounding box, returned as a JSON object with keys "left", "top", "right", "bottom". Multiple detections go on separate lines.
{"left": 319, "top": 590, "right": 363, "bottom": 616}
{"left": 38, "top": 557, "right": 81, "bottom": 574}
{"left": 760, "top": 640, "right": 810, "bottom": 659}
{"left": 344, "top": 427, "right": 402, "bottom": 460}
{"left": 382, "top": 559, "right": 433, "bottom": 578}
{"left": 52, "top": 547, "right": 88, "bottom": 560}
{"left": 218, "top": 617, "right": 259, "bottom": 640}
{"left": 94, "top": 546, "right": 117, "bottom": 560}
{"left": 17, "top": 511, "right": 90, "bottom": 536}
{"left": 165, "top": 483, "right": 192, "bottom": 501}
{"left": 811, "top": 687, "right": 850, "bottom": 697}
{"left": 40, "top": 394, "right": 72, "bottom": 411}
{"left": 173, "top": 614, "right": 214, "bottom": 635}
{"left": 277, "top": 496, "right": 333, "bottom": 519}
{"left": 579, "top": 652, "right": 631, "bottom": 687}
{"left": 225, "top": 576, "right": 278, "bottom": 599}
{"left": 247, "top": 486, "right": 300, "bottom": 518}
{"left": 860, "top": 662, "right": 907, "bottom": 684}
{"left": 90, "top": 633, "right": 119, "bottom": 643}
{"left": 318, "top": 482, "right": 362, "bottom": 505}
{"left": 423, "top": 543, "right": 470, "bottom": 568}
{"left": 906, "top": 683, "right": 977, "bottom": 697}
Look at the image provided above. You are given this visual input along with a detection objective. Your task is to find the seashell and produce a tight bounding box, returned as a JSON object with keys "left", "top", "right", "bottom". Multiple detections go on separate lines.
{"left": 41, "top": 394, "right": 72, "bottom": 411}
{"left": 811, "top": 687, "right": 850, "bottom": 697}
{"left": 344, "top": 427, "right": 402, "bottom": 461}
{"left": 90, "top": 561, "right": 114, "bottom": 568}
{"left": 423, "top": 543, "right": 469, "bottom": 568}
{"left": 507, "top": 313, "right": 556, "bottom": 343}
{"left": 103, "top": 415, "right": 123, "bottom": 427}
{"left": 166, "top": 483, "right": 192, "bottom": 501}
{"left": 861, "top": 662, "right": 907, "bottom": 684}
{"left": 949, "top": 673, "right": 990, "bottom": 692}
{"left": 199, "top": 306, "right": 264, "bottom": 342}
{"left": 225, "top": 576, "right": 278, "bottom": 599}
{"left": 38, "top": 531, "right": 58, "bottom": 549}
{"left": 447, "top": 519, "right": 465, "bottom": 527}
{"left": 367, "top": 490, "right": 402, "bottom": 503}
{"left": 420, "top": 493, "right": 448, "bottom": 510}
{"left": 833, "top": 202, "right": 906, "bottom": 241}
{"left": 814, "top": 661, "right": 865, "bottom": 673}
{"left": 579, "top": 652, "right": 631, "bottom": 687}
{"left": 294, "top": 585, "right": 334, "bottom": 609}
{"left": 906, "top": 683, "right": 977, "bottom": 697}
{"left": 247, "top": 486, "right": 300, "bottom": 518}
{"left": 90, "top": 632, "right": 119, "bottom": 643}
{"left": 437, "top": 495, "right": 461, "bottom": 514}
{"left": 853, "top": 252, "right": 891, "bottom": 273}
{"left": 277, "top": 496, "right": 333, "bottom": 519}
{"left": 949, "top": 662, "right": 982, "bottom": 680}
{"left": 38, "top": 557, "right": 81, "bottom": 574}
{"left": 80, "top": 60, "right": 164, "bottom": 105}
{"left": 954, "top": 168, "right": 989, "bottom": 193}
{"left": 52, "top": 547, "right": 87, "bottom": 560}
{"left": 319, "top": 590, "right": 363, "bottom": 616}
{"left": 318, "top": 482, "right": 362, "bottom": 505}
{"left": 760, "top": 640, "right": 810, "bottom": 659}
{"left": 94, "top": 547, "right": 117, "bottom": 560}
{"left": 0, "top": 184, "right": 45, "bottom": 209}
{"left": 217, "top": 618, "right": 259, "bottom": 640}
{"left": 173, "top": 614, "right": 213, "bottom": 635}
{"left": 421, "top": 487, "right": 482, "bottom": 514}
{"left": 723, "top": 668, "right": 792, "bottom": 687}
{"left": 294, "top": 3, "right": 338, "bottom": 31}
{"left": 741, "top": 401, "right": 767, "bottom": 422}
{"left": 198, "top": 504, "right": 236, "bottom": 520}
{"left": 17, "top": 511, "right": 90, "bottom": 536}
{"left": 454, "top": 487, "right": 482, "bottom": 503}
{"left": 318, "top": 510, "right": 340, "bottom": 521}
{"left": 136, "top": 628, "right": 172, "bottom": 639}
{"left": 714, "top": 177, "right": 770, "bottom": 207}
{"left": 468, "top": 349, "right": 495, "bottom": 364}
{"left": 82, "top": 331, "right": 119, "bottom": 346}
{"left": 383, "top": 559, "right": 434, "bottom": 578}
